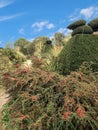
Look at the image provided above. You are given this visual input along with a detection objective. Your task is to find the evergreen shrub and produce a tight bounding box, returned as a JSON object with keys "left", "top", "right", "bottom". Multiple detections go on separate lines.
{"left": 88, "top": 18, "right": 98, "bottom": 31}
{"left": 72, "top": 25, "right": 93, "bottom": 36}
{"left": 67, "top": 20, "right": 86, "bottom": 30}
{"left": 54, "top": 34, "right": 98, "bottom": 75}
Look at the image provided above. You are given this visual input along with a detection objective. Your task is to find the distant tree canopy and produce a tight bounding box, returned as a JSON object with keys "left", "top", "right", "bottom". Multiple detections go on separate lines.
{"left": 88, "top": 18, "right": 98, "bottom": 32}
{"left": 54, "top": 32, "right": 65, "bottom": 46}
{"left": 2, "top": 48, "right": 26, "bottom": 63}
{"left": 67, "top": 20, "right": 86, "bottom": 30}
{"left": 32, "top": 36, "right": 52, "bottom": 56}
{"left": 14, "top": 38, "right": 31, "bottom": 55}
{"left": 72, "top": 25, "right": 93, "bottom": 36}
{"left": 14, "top": 37, "right": 53, "bottom": 57}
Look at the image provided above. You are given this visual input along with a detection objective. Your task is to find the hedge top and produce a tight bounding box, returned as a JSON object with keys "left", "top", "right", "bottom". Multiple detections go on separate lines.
{"left": 72, "top": 25, "right": 93, "bottom": 36}
{"left": 88, "top": 18, "right": 98, "bottom": 31}
{"left": 67, "top": 20, "right": 86, "bottom": 30}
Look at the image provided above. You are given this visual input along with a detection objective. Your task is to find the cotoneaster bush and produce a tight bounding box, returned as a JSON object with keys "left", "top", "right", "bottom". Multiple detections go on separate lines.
{"left": 1, "top": 64, "right": 98, "bottom": 130}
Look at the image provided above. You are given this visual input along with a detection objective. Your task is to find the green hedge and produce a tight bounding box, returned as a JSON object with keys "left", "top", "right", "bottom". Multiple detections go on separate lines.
{"left": 67, "top": 20, "right": 86, "bottom": 30}
{"left": 88, "top": 18, "right": 98, "bottom": 31}
{"left": 72, "top": 25, "right": 93, "bottom": 36}
{"left": 54, "top": 34, "right": 98, "bottom": 75}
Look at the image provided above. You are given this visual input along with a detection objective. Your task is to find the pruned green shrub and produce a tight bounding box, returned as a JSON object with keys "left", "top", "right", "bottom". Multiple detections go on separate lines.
{"left": 72, "top": 25, "right": 93, "bottom": 36}
{"left": 53, "top": 34, "right": 98, "bottom": 75}
{"left": 67, "top": 20, "right": 86, "bottom": 30}
{"left": 88, "top": 18, "right": 98, "bottom": 31}
{"left": 2, "top": 66, "right": 98, "bottom": 130}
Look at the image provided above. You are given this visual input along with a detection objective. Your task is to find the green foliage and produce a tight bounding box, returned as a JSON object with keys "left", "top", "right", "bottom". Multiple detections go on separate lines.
{"left": 2, "top": 48, "right": 26, "bottom": 64}
{"left": 54, "top": 32, "right": 65, "bottom": 46}
{"left": 72, "top": 25, "right": 93, "bottom": 36}
{"left": 54, "top": 34, "right": 98, "bottom": 75}
{"left": 41, "top": 39, "right": 52, "bottom": 54}
{"left": 31, "top": 36, "right": 53, "bottom": 65}
{"left": 26, "top": 42, "right": 35, "bottom": 56}
{"left": 67, "top": 20, "right": 86, "bottom": 30}
{"left": 2, "top": 66, "right": 98, "bottom": 130}
{"left": 0, "top": 49, "right": 12, "bottom": 88}
{"left": 14, "top": 38, "right": 31, "bottom": 55}
{"left": 88, "top": 18, "right": 98, "bottom": 31}
{"left": 32, "top": 36, "right": 52, "bottom": 56}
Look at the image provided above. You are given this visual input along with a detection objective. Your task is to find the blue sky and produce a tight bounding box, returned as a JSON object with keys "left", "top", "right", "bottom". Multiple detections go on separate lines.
{"left": 0, "top": 0, "right": 98, "bottom": 47}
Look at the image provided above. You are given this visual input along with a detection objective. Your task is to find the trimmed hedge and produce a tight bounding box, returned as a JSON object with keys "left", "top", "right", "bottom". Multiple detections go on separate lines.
{"left": 88, "top": 18, "right": 98, "bottom": 31}
{"left": 72, "top": 25, "right": 93, "bottom": 36}
{"left": 67, "top": 20, "right": 86, "bottom": 30}
{"left": 54, "top": 34, "right": 98, "bottom": 75}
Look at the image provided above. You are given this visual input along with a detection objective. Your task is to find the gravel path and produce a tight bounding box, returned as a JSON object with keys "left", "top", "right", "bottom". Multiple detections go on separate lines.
{"left": 0, "top": 92, "right": 9, "bottom": 130}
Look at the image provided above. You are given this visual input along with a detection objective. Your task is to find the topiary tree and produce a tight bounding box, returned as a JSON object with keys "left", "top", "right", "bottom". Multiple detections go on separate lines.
{"left": 72, "top": 25, "right": 93, "bottom": 36}
{"left": 88, "top": 18, "right": 98, "bottom": 32}
{"left": 67, "top": 20, "right": 86, "bottom": 30}
{"left": 53, "top": 34, "right": 98, "bottom": 75}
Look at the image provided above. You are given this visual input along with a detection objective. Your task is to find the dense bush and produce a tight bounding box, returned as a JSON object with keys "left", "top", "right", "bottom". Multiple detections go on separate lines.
{"left": 53, "top": 34, "right": 98, "bottom": 75}
{"left": 72, "top": 25, "right": 93, "bottom": 36}
{"left": 0, "top": 49, "right": 12, "bottom": 88}
{"left": 88, "top": 18, "right": 98, "bottom": 31}
{"left": 67, "top": 20, "right": 86, "bottom": 30}
{"left": 2, "top": 48, "right": 26, "bottom": 64}
{"left": 1, "top": 66, "right": 98, "bottom": 130}
{"left": 14, "top": 38, "right": 31, "bottom": 55}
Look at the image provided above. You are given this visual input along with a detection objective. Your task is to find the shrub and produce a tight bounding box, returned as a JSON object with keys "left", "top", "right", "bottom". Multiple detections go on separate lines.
{"left": 67, "top": 20, "right": 86, "bottom": 30}
{"left": 88, "top": 18, "right": 98, "bottom": 31}
{"left": 0, "top": 50, "right": 12, "bottom": 88}
{"left": 2, "top": 48, "right": 26, "bottom": 64}
{"left": 72, "top": 25, "right": 93, "bottom": 36}
{"left": 53, "top": 34, "right": 98, "bottom": 75}
{"left": 1, "top": 66, "right": 98, "bottom": 130}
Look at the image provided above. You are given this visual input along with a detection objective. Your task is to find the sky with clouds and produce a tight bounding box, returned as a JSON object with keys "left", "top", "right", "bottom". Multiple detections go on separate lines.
{"left": 0, "top": 0, "right": 98, "bottom": 47}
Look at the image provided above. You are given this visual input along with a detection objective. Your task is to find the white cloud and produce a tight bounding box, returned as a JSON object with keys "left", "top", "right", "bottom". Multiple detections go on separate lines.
{"left": 58, "top": 28, "right": 67, "bottom": 33}
{"left": 80, "top": 6, "right": 94, "bottom": 18}
{"left": 32, "top": 21, "right": 55, "bottom": 32}
{"left": 69, "top": 8, "right": 81, "bottom": 21}
{"left": 0, "top": 41, "right": 3, "bottom": 44}
{"left": 0, "top": 13, "right": 25, "bottom": 22}
{"left": 69, "top": 16, "right": 80, "bottom": 21}
{"left": 28, "top": 38, "right": 34, "bottom": 42}
{"left": 46, "top": 23, "right": 54, "bottom": 29}
{"left": 69, "top": 6, "right": 98, "bottom": 21}
{"left": 80, "top": 6, "right": 98, "bottom": 19}
{"left": 58, "top": 28, "right": 72, "bottom": 35}
{"left": 19, "top": 28, "right": 25, "bottom": 35}
{"left": 0, "top": 0, "right": 15, "bottom": 8}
